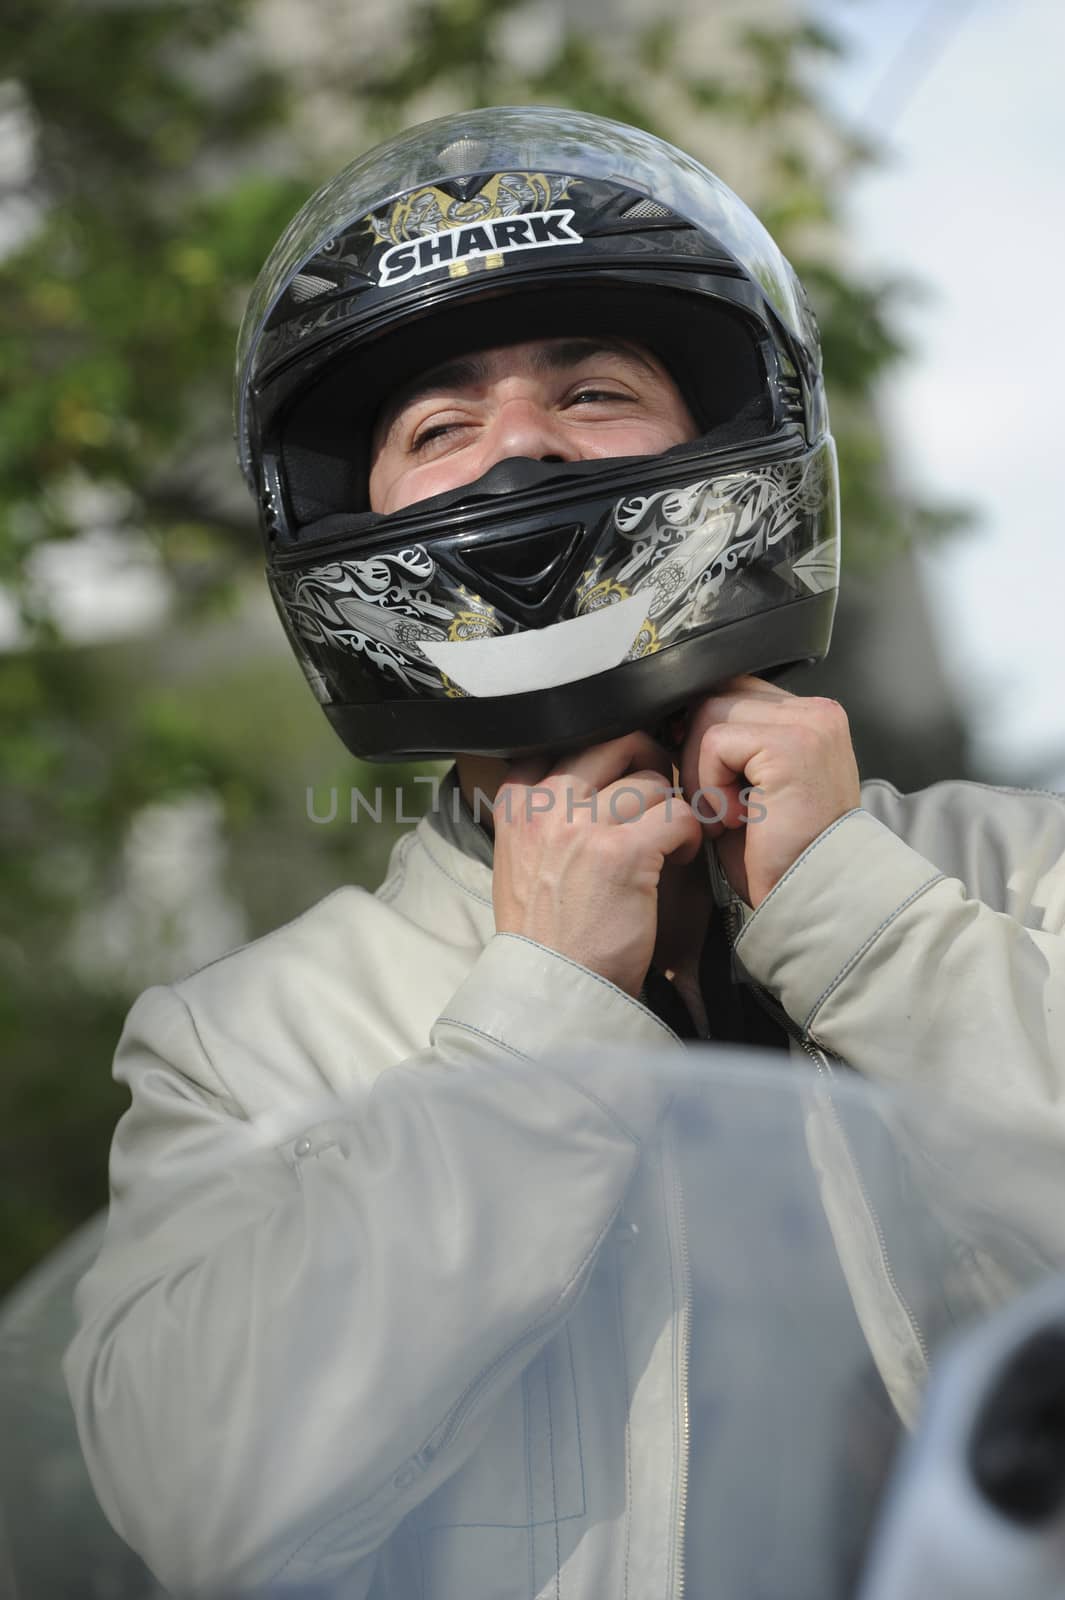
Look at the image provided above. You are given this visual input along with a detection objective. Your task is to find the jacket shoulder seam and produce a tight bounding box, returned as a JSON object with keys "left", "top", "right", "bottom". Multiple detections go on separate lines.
{"left": 139, "top": 983, "right": 244, "bottom": 1113}
{"left": 175, "top": 988, "right": 242, "bottom": 1111}
{"left": 172, "top": 884, "right": 362, "bottom": 984}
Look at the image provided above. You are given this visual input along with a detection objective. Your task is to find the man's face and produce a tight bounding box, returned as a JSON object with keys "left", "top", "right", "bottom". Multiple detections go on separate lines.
{"left": 368, "top": 335, "right": 698, "bottom": 515}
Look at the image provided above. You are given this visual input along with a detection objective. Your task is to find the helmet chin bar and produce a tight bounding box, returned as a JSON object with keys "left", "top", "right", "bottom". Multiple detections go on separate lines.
{"left": 270, "top": 434, "right": 840, "bottom": 757}
{"left": 325, "top": 592, "right": 835, "bottom": 762}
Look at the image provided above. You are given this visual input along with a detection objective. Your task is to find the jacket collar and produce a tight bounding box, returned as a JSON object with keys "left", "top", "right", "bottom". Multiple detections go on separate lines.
{"left": 424, "top": 767, "right": 495, "bottom": 870}
{"left": 386, "top": 773, "right": 495, "bottom": 948}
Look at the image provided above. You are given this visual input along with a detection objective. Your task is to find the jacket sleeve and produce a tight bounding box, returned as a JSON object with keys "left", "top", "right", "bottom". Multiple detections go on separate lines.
{"left": 63, "top": 932, "right": 679, "bottom": 1598}
{"left": 732, "top": 785, "right": 1065, "bottom": 1121}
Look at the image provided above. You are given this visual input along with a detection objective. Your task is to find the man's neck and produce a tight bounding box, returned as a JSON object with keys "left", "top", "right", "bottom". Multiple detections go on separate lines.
{"left": 455, "top": 753, "right": 510, "bottom": 833}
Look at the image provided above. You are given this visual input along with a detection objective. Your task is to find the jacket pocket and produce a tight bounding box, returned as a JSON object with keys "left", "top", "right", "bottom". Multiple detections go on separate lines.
{"left": 412, "top": 1328, "right": 586, "bottom": 1598}
{"left": 420, "top": 1328, "right": 585, "bottom": 1532}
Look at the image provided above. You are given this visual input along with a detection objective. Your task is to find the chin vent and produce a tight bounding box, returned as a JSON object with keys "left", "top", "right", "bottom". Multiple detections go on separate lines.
{"left": 461, "top": 525, "right": 584, "bottom": 605}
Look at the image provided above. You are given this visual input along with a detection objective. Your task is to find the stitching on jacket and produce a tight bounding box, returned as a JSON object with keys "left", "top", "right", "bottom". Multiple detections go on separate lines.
{"left": 546, "top": 1348, "right": 562, "bottom": 1600}
{"left": 436, "top": 1017, "right": 648, "bottom": 1150}
{"left": 733, "top": 810, "right": 865, "bottom": 950}
{"left": 804, "top": 872, "right": 944, "bottom": 1032}
{"left": 418, "top": 1510, "right": 587, "bottom": 1533}
{"left": 535, "top": 1062, "right": 649, "bottom": 1149}
{"left": 662, "top": 1147, "right": 679, "bottom": 1600}
{"left": 172, "top": 885, "right": 356, "bottom": 982}
{"left": 169, "top": 988, "right": 244, "bottom": 1112}
{"left": 524, "top": 1365, "right": 536, "bottom": 1598}
{"left": 861, "top": 776, "right": 1065, "bottom": 805}
{"left": 435, "top": 1015, "right": 532, "bottom": 1062}
{"left": 617, "top": 1226, "right": 633, "bottom": 1600}
{"left": 493, "top": 934, "right": 681, "bottom": 1043}
{"left": 376, "top": 829, "right": 416, "bottom": 905}
{"left": 737, "top": 783, "right": 1065, "bottom": 960}
{"left": 565, "top": 1322, "right": 587, "bottom": 1520}
{"left": 272, "top": 1201, "right": 625, "bottom": 1579}
{"left": 418, "top": 830, "right": 494, "bottom": 908}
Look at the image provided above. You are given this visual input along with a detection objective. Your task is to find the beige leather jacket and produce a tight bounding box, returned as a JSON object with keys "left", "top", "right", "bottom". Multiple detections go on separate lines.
{"left": 63, "top": 779, "right": 1065, "bottom": 1598}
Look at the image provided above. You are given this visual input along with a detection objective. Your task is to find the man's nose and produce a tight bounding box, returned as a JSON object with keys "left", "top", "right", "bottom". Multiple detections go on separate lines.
{"left": 482, "top": 398, "right": 577, "bottom": 468}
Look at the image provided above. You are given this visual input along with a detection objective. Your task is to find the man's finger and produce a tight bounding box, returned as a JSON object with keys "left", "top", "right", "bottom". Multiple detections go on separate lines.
{"left": 502, "top": 753, "right": 556, "bottom": 790}
{"left": 630, "top": 792, "right": 704, "bottom": 864}
{"left": 693, "top": 720, "right": 780, "bottom": 790}
{"left": 549, "top": 730, "right": 674, "bottom": 791}
{"left": 689, "top": 682, "right": 795, "bottom": 732}
{"left": 598, "top": 769, "right": 678, "bottom": 824}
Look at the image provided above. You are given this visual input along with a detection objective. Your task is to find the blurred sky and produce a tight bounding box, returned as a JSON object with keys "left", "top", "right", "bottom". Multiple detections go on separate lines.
{"left": 817, "top": 0, "right": 1065, "bottom": 785}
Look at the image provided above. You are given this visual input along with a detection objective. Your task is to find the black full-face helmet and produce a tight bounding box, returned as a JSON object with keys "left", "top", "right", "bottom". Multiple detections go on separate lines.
{"left": 235, "top": 106, "right": 839, "bottom": 761}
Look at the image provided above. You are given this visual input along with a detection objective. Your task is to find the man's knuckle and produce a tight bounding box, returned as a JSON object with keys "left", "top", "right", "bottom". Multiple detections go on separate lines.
{"left": 790, "top": 722, "right": 822, "bottom": 755}
{"left": 810, "top": 695, "right": 848, "bottom": 727}
{"left": 699, "top": 724, "right": 728, "bottom": 759}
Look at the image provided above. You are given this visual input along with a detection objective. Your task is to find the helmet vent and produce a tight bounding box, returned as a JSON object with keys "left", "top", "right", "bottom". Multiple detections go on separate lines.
{"left": 290, "top": 272, "right": 336, "bottom": 303}
{"left": 779, "top": 374, "right": 805, "bottom": 426}
{"left": 436, "top": 138, "right": 489, "bottom": 176}
{"left": 461, "top": 525, "right": 584, "bottom": 605}
{"left": 621, "top": 198, "right": 674, "bottom": 220}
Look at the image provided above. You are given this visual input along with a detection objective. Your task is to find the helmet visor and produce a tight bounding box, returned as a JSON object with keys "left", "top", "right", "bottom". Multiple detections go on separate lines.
{"left": 236, "top": 106, "right": 815, "bottom": 480}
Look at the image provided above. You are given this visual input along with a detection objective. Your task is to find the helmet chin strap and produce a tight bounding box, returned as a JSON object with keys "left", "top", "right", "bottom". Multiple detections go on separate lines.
{"left": 653, "top": 704, "right": 694, "bottom": 760}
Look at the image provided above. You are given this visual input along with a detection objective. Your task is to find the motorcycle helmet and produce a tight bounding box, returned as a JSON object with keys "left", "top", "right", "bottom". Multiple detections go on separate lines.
{"left": 235, "top": 106, "right": 840, "bottom": 760}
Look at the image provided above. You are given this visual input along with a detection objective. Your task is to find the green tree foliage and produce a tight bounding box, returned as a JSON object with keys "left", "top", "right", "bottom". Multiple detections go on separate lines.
{"left": 1, "top": 2, "right": 307, "bottom": 619}
{"left": 1, "top": 0, "right": 315, "bottom": 1289}
{"left": 0, "top": 0, "right": 966, "bottom": 1292}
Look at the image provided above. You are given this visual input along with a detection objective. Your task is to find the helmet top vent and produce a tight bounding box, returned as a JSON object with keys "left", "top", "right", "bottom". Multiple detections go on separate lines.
{"left": 621, "top": 197, "right": 675, "bottom": 221}
{"left": 290, "top": 272, "right": 336, "bottom": 303}
{"left": 436, "top": 137, "right": 490, "bottom": 175}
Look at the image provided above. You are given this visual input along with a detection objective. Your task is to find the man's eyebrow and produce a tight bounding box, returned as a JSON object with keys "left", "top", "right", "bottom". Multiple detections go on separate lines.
{"left": 376, "top": 354, "right": 491, "bottom": 440}
{"left": 375, "top": 338, "right": 660, "bottom": 442}
{"left": 530, "top": 337, "right": 660, "bottom": 377}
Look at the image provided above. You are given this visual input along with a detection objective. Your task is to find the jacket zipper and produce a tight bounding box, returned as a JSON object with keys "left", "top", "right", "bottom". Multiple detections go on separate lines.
{"left": 667, "top": 1129, "right": 693, "bottom": 1600}
{"left": 798, "top": 1035, "right": 931, "bottom": 1367}
{"left": 721, "top": 898, "right": 931, "bottom": 1369}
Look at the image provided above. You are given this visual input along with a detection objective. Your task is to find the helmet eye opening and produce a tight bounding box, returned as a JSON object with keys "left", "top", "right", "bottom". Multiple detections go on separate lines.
{"left": 275, "top": 281, "right": 777, "bottom": 534}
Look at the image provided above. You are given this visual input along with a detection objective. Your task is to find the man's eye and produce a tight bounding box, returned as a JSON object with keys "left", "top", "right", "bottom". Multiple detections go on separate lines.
{"left": 569, "top": 387, "right": 633, "bottom": 407}
{"left": 410, "top": 421, "right": 463, "bottom": 453}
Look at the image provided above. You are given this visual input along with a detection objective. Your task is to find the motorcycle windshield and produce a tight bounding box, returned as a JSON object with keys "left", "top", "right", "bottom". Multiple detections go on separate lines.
{"left": 1, "top": 1049, "right": 1063, "bottom": 1599}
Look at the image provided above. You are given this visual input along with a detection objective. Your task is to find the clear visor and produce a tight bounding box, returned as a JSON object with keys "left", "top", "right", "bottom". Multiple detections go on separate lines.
{"left": 235, "top": 106, "right": 815, "bottom": 478}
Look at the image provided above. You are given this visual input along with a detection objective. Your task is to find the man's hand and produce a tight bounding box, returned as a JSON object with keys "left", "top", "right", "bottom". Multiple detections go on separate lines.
{"left": 492, "top": 732, "right": 704, "bottom": 999}
{"left": 679, "top": 675, "right": 861, "bottom": 909}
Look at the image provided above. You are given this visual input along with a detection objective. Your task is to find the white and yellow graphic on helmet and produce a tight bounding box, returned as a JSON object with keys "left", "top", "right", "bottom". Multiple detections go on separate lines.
{"left": 371, "top": 172, "right": 580, "bottom": 285}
